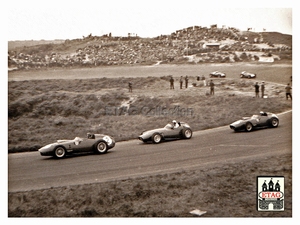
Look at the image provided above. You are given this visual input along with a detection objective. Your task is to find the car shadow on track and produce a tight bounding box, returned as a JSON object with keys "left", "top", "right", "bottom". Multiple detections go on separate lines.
{"left": 138, "top": 138, "right": 186, "bottom": 145}
{"left": 41, "top": 151, "right": 115, "bottom": 160}
{"left": 230, "top": 126, "right": 279, "bottom": 133}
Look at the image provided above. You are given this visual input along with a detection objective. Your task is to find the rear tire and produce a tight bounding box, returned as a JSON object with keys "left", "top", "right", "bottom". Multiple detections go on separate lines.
{"left": 95, "top": 141, "right": 108, "bottom": 154}
{"left": 269, "top": 117, "right": 279, "bottom": 128}
{"left": 245, "top": 122, "right": 253, "bottom": 132}
{"left": 182, "top": 128, "right": 193, "bottom": 139}
{"left": 152, "top": 133, "right": 162, "bottom": 144}
{"left": 54, "top": 146, "right": 66, "bottom": 158}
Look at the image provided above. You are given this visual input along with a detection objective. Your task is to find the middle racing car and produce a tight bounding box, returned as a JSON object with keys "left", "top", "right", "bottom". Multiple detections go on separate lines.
{"left": 138, "top": 120, "right": 192, "bottom": 144}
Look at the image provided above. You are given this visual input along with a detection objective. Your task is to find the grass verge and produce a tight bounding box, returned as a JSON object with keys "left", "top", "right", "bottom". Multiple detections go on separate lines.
{"left": 8, "top": 153, "right": 291, "bottom": 217}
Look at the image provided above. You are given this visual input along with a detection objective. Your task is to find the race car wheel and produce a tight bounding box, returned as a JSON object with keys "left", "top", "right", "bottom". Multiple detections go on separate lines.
{"left": 248, "top": 75, "right": 251, "bottom": 78}
{"left": 269, "top": 117, "right": 279, "bottom": 128}
{"left": 96, "top": 141, "right": 108, "bottom": 154}
{"left": 182, "top": 128, "right": 193, "bottom": 139}
{"left": 240, "top": 75, "right": 244, "bottom": 78}
{"left": 152, "top": 133, "right": 162, "bottom": 144}
{"left": 54, "top": 146, "right": 66, "bottom": 158}
{"left": 245, "top": 122, "right": 253, "bottom": 132}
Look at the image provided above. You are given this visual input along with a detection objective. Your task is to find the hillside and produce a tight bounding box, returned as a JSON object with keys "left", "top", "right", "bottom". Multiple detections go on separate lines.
{"left": 8, "top": 39, "right": 65, "bottom": 50}
{"left": 8, "top": 26, "right": 292, "bottom": 70}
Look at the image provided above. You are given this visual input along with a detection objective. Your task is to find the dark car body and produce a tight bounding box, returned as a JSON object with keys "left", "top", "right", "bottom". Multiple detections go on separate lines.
{"left": 138, "top": 121, "right": 192, "bottom": 144}
{"left": 240, "top": 71, "right": 256, "bottom": 78}
{"left": 230, "top": 111, "right": 279, "bottom": 132}
{"left": 209, "top": 71, "right": 226, "bottom": 78}
{"left": 39, "top": 133, "right": 115, "bottom": 158}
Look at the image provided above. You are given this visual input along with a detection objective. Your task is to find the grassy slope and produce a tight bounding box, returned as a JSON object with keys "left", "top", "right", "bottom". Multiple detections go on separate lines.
{"left": 8, "top": 75, "right": 292, "bottom": 152}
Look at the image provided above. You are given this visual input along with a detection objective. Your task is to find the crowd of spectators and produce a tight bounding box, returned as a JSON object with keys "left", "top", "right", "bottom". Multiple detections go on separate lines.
{"left": 8, "top": 26, "right": 292, "bottom": 70}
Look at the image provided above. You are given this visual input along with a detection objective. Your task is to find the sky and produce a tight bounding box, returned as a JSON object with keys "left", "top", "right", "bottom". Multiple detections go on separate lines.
{"left": 6, "top": 0, "right": 294, "bottom": 41}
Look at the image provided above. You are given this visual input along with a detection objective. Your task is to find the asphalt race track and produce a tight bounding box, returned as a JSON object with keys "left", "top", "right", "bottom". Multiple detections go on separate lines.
{"left": 8, "top": 111, "right": 292, "bottom": 193}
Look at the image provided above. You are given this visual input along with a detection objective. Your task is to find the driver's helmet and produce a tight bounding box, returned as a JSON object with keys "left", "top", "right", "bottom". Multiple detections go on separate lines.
{"left": 87, "top": 133, "right": 93, "bottom": 139}
{"left": 172, "top": 120, "right": 179, "bottom": 128}
{"left": 260, "top": 111, "right": 267, "bottom": 116}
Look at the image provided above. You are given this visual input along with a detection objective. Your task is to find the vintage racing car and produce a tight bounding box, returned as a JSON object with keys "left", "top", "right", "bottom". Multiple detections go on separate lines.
{"left": 209, "top": 71, "right": 226, "bottom": 78}
{"left": 229, "top": 111, "right": 279, "bottom": 132}
{"left": 138, "top": 120, "right": 192, "bottom": 144}
{"left": 240, "top": 71, "right": 256, "bottom": 78}
{"left": 39, "top": 133, "right": 115, "bottom": 158}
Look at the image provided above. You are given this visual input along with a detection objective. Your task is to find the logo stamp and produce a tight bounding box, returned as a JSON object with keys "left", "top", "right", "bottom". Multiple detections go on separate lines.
{"left": 257, "top": 176, "right": 284, "bottom": 211}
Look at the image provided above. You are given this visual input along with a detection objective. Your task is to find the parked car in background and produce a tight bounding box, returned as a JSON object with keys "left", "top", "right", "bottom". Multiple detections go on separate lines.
{"left": 39, "top": 133, "right": 115, "bottom": 158}
{"left": 240, "top": 71, "right": 256, "bottom": 78}
{"left": 139, "top": 120, "right": 192, "bottom": 144}
{"left": 209, "top": 71, "right": 226, "bottom": 78}
{"left": 229, "top": 111, "right": 279, "bottom": 132}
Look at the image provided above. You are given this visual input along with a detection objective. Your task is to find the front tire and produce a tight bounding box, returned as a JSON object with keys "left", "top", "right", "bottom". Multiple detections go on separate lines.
{"left": 181, "top": 128, "right": 193, "bottom": 139}
{"left": 95, "top": 141, "right": 108, "bottom": 154}
{"left": 269, "top": 117, "right": 279, "bottom": 128}
{"left": 152, "top": 133, "right": 162, "bottom": 144}
{"left": 245, "top": 122, "right": 253, "bottom": 132}
{"left": 54, "top": 146, "right": 66, "bottom": 158}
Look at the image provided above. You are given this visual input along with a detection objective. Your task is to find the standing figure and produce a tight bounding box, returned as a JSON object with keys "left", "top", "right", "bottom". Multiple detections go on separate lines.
{"left": 254, "top": 82, "right": 259, "bottom": 98}
{"left": 285, "top": 83, "right": 292, "bottom": 100}
{"left": 170, "top": 76, "right": 174, "bottom": 89}
{"left": 261, "top": 81, "right": 265, "bottom": 98}
{"left": 202, "top": 75, "right": 206, "bottom": 86}
{"left": 128, "top": 82, "right": 133, "bottom": 93}
{"left": 179, "top": 76, "right": 183, "bottom": 89}
{"left": 210, "top": 80, "right": 215, "bottom": 95}
{"left": 185, "top": 75, "right": 189, "bottom": 88}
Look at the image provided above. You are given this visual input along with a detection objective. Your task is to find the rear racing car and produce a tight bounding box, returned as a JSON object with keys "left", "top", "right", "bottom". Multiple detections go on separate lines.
{"left": 229, "top": 111, "right": 279, "bottom": 132}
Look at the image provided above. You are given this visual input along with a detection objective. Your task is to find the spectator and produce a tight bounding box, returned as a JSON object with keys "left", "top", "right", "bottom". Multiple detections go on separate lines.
{"left": 179, "top": 76, "right": 183, "bottom": 89}
{"left": 254, "top": 82, "right": 259, "bottom": 98}
{"left": 261, "top": 81, "right": 265, "bottom": 98}
{"left": 128, "top": 82, "right": 133, "bottom": 92}
{"left": 170, "top": 76, "right": 174, "bottom": 89}
{"left": 285, "top": 83, "right": 292, "bottom": 100}
{"left": 202, "top": 75, "right": 206, "bottom": 86}
{"left": 185, "top": 75, "right": 189, "bottom": 88}
{"left": 209, "top": 80, "right": 215, "bottom": 95}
